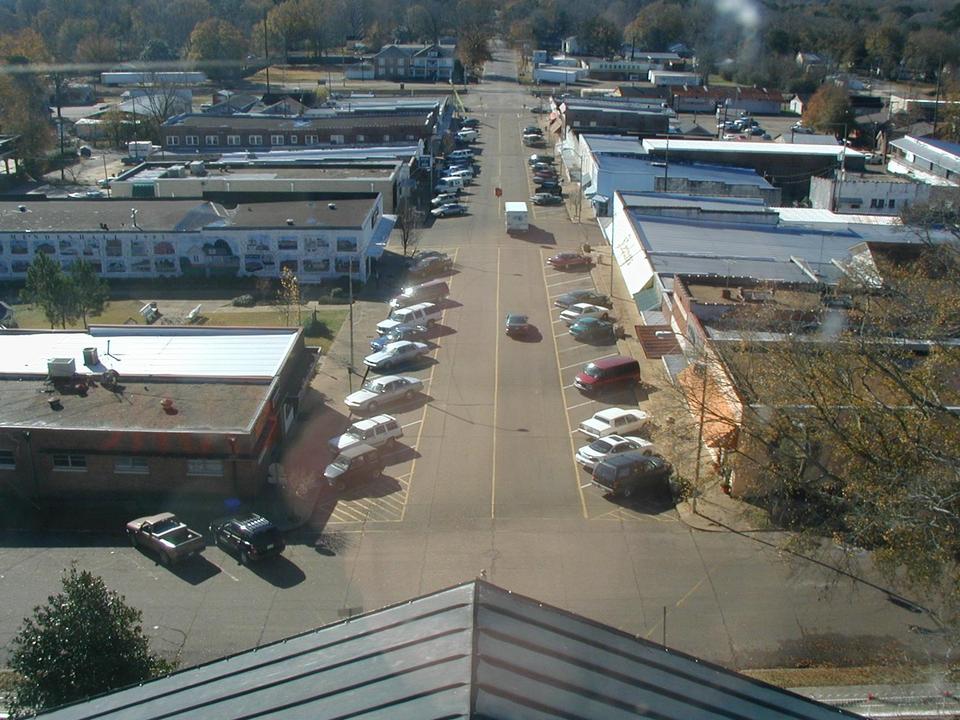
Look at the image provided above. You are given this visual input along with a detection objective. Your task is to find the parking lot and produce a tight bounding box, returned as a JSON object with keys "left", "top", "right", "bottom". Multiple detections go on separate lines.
{"left": 0, "top": 45, "right": 949, "bottom": 674}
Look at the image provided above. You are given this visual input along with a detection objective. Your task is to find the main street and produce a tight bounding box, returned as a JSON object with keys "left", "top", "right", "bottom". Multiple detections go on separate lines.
{"left": 0, "top": 45, "right": 948, "bottom": 674}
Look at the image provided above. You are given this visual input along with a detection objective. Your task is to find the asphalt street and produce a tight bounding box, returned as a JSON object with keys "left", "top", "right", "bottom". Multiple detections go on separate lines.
{"left": 0, "top": 44, "right": 950, "bottom": 675}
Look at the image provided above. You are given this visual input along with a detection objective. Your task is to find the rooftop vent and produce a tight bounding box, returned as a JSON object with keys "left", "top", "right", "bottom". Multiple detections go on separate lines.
{"left": 17, "top": 204, "right": 27, "bottom": 212}
{"left": 285, "top": 218, "right": 294, "bottom": 225}
{"left": 47, "top": 357, "right": 76, "bottom": 378}
{"left": 82, "top": 347, "right": 99, "bottom": 367}
{"left": 328, "top": 202, "right": 337, "bottom": 209}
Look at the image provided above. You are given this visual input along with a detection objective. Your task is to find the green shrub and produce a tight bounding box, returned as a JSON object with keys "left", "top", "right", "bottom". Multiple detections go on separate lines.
{"left": 231, "top": 294, "right": 256, "bottom": 307}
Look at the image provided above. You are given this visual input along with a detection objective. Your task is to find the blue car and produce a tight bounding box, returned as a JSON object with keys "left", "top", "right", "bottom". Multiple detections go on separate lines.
{"left": 569, "top": 317, "right": 616, "bottom": 343}
{"left": 370, "top": 324, "right": 430, "bottom": 351}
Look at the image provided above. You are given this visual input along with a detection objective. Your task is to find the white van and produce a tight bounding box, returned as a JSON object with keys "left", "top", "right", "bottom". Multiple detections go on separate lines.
{"left": 377, "top": 302, "right": 444, "bottom": 335}
{"left": 445, "top": 169, "right": 473, "bottom": 184}
{"left": 447, "top": 149, "right": 474, "bottom": 162}
{"left": 456, "top": 129, "right": 478, "bottom": 143}
{"left": 435, "top": 177, "right": 465, "bottom": 193}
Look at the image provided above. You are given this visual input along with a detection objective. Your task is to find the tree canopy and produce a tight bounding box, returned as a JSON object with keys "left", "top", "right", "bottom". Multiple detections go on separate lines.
{"left": 6, "top": 565, "right": 173, "bottom": 716}
{"left": 802, "top": 84, "right": 856, "bottom": 136}
{"left": 21, "top": 255, "right": 109, "bottom": 329}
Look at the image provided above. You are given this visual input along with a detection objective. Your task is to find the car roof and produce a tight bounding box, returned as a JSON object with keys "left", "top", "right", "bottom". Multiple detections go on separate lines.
{"left": 594, "top": 407, "right": 631, "bottom": 420}
{"left": 597, "top": 450, "right": 664, "bottom": 470}
{"left": 335, "top": 442, "right": 379, "bottom": 458}
{"left": 351, "top": 414, "right": 396, "bottom": 431}
{"left": 587, "top": 354, "right": 637, "bottom": 370}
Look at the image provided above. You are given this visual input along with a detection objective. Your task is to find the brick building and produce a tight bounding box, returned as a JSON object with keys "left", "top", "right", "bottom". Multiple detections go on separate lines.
{"left": 0, "top": 326, "right": 316, "bottom": 504}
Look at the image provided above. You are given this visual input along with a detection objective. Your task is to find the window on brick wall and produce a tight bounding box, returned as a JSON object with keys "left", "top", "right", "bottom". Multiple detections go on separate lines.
{"left": 205, "top": 135, "right": 219, "bottom": 146}
{"left": 185, "top": 135, "right": 199, "bottom": 146}
{"left": 0, "top": 449, "right": 14, "bottom": 468}
{"left": 166, "top": 136, "right": 180, "bottom": 146}
{"left": 187, "top": 458, "right": 223, "bottom": 476}
{"left": 271, "top": 134, "right": 284, "bottom": 145}
{"left": 249, "top": 135, "right": 263, "bottom": 145}
{"left": 52, "top": 453, "right": 86, "bottom": 470}
{"left": 115, "top": 456, "right": 149, "bottom": 474}
{"left": 227, "top": 135, "right": 241, "bottom": 145}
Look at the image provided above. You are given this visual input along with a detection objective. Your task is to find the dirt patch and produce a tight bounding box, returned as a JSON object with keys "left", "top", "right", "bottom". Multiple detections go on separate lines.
{"left": 745, "top": 664, "right": 959, "bottom": 688}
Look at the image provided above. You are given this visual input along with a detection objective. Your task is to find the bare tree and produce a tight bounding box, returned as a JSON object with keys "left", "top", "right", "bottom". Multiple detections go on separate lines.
{"left": 276, "top": 267, "right": 302, "bottom": 326}
{"left": 396, "top": 196, "right": 423, "bottom": 257}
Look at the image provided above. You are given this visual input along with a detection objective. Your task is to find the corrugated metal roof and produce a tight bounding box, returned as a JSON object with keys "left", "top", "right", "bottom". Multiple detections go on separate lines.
{"left": 38, "top": 581, "right": 861, "bottom": 720}
{"left": 890, "top": 135, "right": 960, "bottom": 175}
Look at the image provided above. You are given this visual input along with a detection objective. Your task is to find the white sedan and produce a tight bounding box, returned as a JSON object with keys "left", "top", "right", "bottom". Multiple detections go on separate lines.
{"left": 363, "top": 341, "right": 430, "bottom": 370}
{"left": 575, "top": 435, "right": 658, "bottom": 471}
{"left": 578, "top": 408, "right": 653, "bottom": 439}
{"left": 345, "top": 375, "right": 424, "bottom": 413}
{"left": 559, "top": 303, "right": 611, "bottom": 325}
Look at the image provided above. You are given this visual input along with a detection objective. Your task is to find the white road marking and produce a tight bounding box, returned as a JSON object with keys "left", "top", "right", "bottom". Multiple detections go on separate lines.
{"left": 566, "top": 399, "right": 595, "bottom": 411}
{"left": 560, "top": 353, "right": 617, "bottom": 371}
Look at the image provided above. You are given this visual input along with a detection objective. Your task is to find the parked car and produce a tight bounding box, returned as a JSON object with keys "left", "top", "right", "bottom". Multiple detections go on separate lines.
{"left": 534, "top": 178, "right": 561, "bottom": 191}
{"left": 576, "top": 435, "right": 659, "bottom": 472}
{"left": 569, "top": 316, "right": 616, "bottom": 342}
{"left": 329, "top": 414, "right": 403, "bottom": 453}
{"left": 126, "top": 512, "right": 206, "bottom": 566}
{"left": 432, "top": 192, "right": 461, "bottom": 206}
{"left": 409, "top": 255, "right": 454, "bottom": 278}
{"left": 345, "top": 374, "right": 423, "bottom": 413}
{"left": 574, "top": 355, "right": 641, "bottom": 394}
{"left": 523, "top": 136, "right": 546, "bottom": 147}
{"left": 592, "top": 452, "right": 673, "bottom": 498}
{"left": 363, "top": 340, "right": 430, "bottom": 370}
{"left": 461, "top": 117, "right": 480, "bottom": 128}
{"left": 209, "top": 513, "right": 285, "bottom": 565}
{"left": 325, "top": 443, "right": 385, "bottom": 491}
{"left": 523, "top": 126, "right": 543, "bottom": 136}
{"left": 531, "top": 192, "right": 563, "bottom": 206}
{"left": 532, "top": 162, "right": 554, "bottom": 173}
{"left": 389, "top": 279, "right": 451, "bottom": 310}
{"left": 554, "top": 289, "right": 609, "bottom": 308}
{"left": 529, "top": 154, "right": 554, "bottom": 165}
{"left": 505, "top": 313, "right": 533, "bottom": 337}
{"left": 532, "top": 169, "right": 558, "bottom": 180}
{"left": 431, "top": 203, "right": 468, "bottom": 218}
{"left": 579, "top": 408, "right": 653, "bottom": 439}
{"left": 560, "top": 302, "right": 611, "bottom": 325}
{"left": 370, "top": 324, "right": 430, "bottom": 351}
{"left": 376, "top": 302, "right": 443, "bottom": 335}
{"left": 547, "top": 252, "right": 592, "bottom": 270}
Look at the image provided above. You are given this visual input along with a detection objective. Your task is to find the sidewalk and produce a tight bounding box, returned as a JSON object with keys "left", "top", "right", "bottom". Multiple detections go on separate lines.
{"left": 571, "top": 203, "right": 772, "bottom": 535}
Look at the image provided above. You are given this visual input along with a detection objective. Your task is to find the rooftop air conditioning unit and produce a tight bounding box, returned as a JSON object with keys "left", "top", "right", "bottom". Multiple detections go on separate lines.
{"left": 47, "top": 357, "right": 76, "bottom": 378}
{"left": 189, "top": 160, "right": 205, "bottom": 175}
{"left": 167, "top": 165, "right": 185, "bottom": 178}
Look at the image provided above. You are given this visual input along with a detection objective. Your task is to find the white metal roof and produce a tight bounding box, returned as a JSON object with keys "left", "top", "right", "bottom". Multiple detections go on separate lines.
{"left": 644, "top": 138, "right": 864, "bottom": 158}
{"left": 504, "top": 201, "right": 528, "bottom": 212}
{"left": 0, "top": 327, "right": 300, "bottom": 379}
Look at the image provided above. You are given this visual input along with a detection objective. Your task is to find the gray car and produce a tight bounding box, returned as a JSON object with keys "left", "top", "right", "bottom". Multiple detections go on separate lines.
{"left": 344, "top": 375, "right": 424, "bottom": 412}
{"left": 363, "top": 340, "right": 430, "bottom": 370}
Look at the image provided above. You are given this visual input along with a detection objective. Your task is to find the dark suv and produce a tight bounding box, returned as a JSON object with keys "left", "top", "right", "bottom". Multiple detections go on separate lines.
{"left": 592, "top": 452, "right": 673, "bottom": 498}
{"left": 210, "top": 513, "right": 285, "bottom": 565}
{"left": 325, "top": 443, "right": 386, "bottom": 491}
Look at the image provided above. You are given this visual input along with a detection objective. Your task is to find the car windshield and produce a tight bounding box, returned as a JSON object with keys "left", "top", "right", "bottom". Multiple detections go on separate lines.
{"left": 590, "top": 439, "right": 614, "bottom": 452}
{"left": 331, "top": 456, "right": 351, "bottom": 470}
{"left": 362, "top": 379, "right": 385, "bottom": 392}
{"left": 583, "top": 363, "right": 600, "bottom": 378}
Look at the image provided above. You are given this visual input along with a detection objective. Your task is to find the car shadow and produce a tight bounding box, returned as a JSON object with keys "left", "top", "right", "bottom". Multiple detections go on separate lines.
{"left": 513, "top": 225, "right": 556, "bottom": 245}
{"left": 166, "top": 553, "right": 222, "bottom": 584}
{"left": 605, "top": 484, "right": 675, "bottom": 516}
{"left": 248, "top": 555, "right": 306, "bottom": 588}
{"left": 367, "top": 355, "right": 438, "bottom": 374}
{"left": 348, "top": 392, "right": 432, "bottom": 417}
{"left": 580, "top": 385, "right": 641, "bottom": 406}
{"left": 381, "top": 443, "right": 421, "bottom": 465}
{"left": 509, "top": 328, "right": 543, "bottom": 343}
{"left": 335, "top": 473, "right": 403, "bottom": 501}
{"left": 436, "top": 299, "right": 462, "bottom": 310}
{"left": 425, "top": 324, "right": 456, "bottom": 340}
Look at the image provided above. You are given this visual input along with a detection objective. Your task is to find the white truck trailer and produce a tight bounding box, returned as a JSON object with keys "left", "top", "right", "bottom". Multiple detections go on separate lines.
{"left": 504, "top": 202, "right": 530, "bottom": 233}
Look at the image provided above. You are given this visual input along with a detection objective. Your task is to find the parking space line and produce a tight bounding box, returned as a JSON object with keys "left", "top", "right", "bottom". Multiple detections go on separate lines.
{"left": 558, "top": 344, "right": 593, "bottom": 353}
{"left": 560, "top": 353, "right": 617, "bottom": 371}
{"left": 541, "top": 247, "right": 589, "bottom": 520}
{"left": 566, "top": 399, "right": 595, "bottom": 411}
{"left": 400, "top": 420, "right": 422, "bottom": 430}
{"left": 402, "top": 247, "right": 459, "bottom": 522}
{"left": 492, "top": 246, "right": 501, "bottom": 519}
{"left": 546, "top": 276, "right": 592, "bottom": 289}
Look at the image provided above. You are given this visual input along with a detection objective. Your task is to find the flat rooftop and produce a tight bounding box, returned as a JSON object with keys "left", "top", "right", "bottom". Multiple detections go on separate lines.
{"left": 165, "top": 114, "right": 433, "bottom": 131}
{"left": 644, "top": 138, "right": 864, "bottom": 158}
{"left": 597, "top": 157, "right": 774, "bottom": 188}
{"left": 120, "top": 163, "right": 397, "bottom": 183}
{"left": 0, "top": 327, "right": 300, "bottom": 379}
{"left": 0, "top": 197, "right": 375, "bottom": 232}
{"left": 0, "top": 327, "right": 303, "bottom": 432}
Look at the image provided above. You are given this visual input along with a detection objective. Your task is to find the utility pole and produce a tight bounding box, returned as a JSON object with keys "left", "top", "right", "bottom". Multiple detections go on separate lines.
{"left": 263, "top": 11, "right": 271, "bottom": 94}
{"left": 692, "top": 358, "right": 708, "bottom": 515}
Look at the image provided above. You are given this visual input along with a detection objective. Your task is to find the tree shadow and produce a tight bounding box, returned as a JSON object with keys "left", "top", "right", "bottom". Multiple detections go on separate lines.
{"left": 333, "top": 473, "right": 403, "bottom": 501}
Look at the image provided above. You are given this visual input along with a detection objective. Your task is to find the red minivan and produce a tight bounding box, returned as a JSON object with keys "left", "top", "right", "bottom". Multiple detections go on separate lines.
{"left": 574, "top": 355, "right": 641, "bottom": 393}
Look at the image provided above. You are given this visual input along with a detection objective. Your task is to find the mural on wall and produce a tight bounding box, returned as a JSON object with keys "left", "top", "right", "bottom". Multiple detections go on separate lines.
{"left": 179, "top": 238, "right": 240, "bottom": 278}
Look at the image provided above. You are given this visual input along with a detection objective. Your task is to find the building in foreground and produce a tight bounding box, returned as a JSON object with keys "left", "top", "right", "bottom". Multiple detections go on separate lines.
{"left": 0, "top": 326, "right": 317, "bottom": 504}
{"left": 0, "top": 197, "right": 394, "bottom": 283}
{"left": 35, "top": 580, "right": 860, "bottom": 719}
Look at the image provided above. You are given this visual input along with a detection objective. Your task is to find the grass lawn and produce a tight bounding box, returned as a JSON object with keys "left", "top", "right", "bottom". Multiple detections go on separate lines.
{"left": 10, "top": 303, "right": 349, "bottom": 355}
